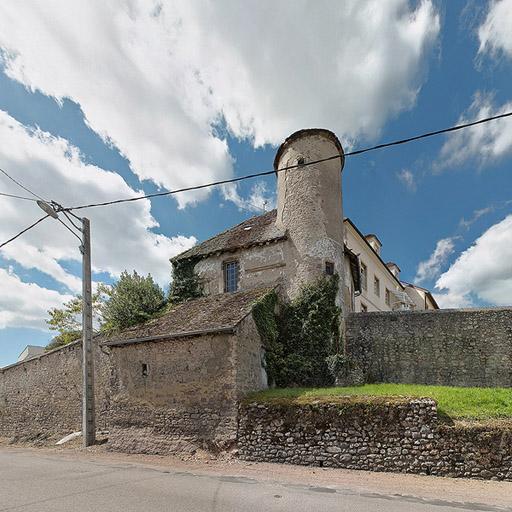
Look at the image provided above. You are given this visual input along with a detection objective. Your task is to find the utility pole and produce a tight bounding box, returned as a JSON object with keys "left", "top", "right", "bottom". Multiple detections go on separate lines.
{"left": 80, "top": 217, "right": 96, "bottom": 447}
{"left": 37, "top": 201, "right": 95, "bottom": 447}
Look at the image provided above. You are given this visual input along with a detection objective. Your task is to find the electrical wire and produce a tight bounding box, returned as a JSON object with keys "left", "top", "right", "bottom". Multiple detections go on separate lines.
{"left": 60, "top": 110, "right": 512, "bottom": 213}
{"left": 0, "top": 167, "right": 47, "bottom": 202}
{"left": 56, "top": 216, "right": 83, "bottom": 244}
{"left": 62, "top": 209, "right": 83, "bottom": 232}
{"left": 0, "top": 191, "right": 39, "bottom": 202}
{"left": 0, "top": 214, "right": 50, "bottom": 249}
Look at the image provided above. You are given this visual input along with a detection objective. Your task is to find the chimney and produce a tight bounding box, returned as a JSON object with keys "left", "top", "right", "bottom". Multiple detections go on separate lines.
{"left": 274, "top": 129, "right": 345, "bottom": 306}
{"left": 386, "top": 262, "right": 401, "bottom": 280}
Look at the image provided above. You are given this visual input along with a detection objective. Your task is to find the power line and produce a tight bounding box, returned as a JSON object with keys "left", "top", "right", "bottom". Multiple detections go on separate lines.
{"left": 0, "top": 166, "right": 46, "bottom": 202}
{"left": 0, "top": 191, "right": 39, "bottom": 202}
{"left": 0, "top": 214, "right": 50, "bottom": 249}
{"left": 59, "top": 110, "right": 512, "bottom": 213}
{"left": 55, "top": 216, "right": 83, "bottom": 244}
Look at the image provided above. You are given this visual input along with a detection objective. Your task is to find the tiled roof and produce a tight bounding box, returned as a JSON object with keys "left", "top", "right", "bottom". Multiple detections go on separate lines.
{"left": 172, "top": 210, "right": 286, "bottom": 262}
{"left": 101, "top": 287, "right": 272, "bottom": 346}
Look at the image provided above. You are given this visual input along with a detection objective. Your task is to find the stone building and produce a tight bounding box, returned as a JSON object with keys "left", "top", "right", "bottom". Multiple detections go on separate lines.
{"left": 3, "top": 127, "right": 512, "bottom": 469}
{"left": 172, "top": 128, "right": 436, "bottom": 313}
{"left": 102, "top": 288, "right": 269, "bottom": 452}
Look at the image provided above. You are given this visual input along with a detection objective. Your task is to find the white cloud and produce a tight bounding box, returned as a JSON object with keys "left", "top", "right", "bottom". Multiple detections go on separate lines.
{"left": 459, "top": 206, "right": 494, "bottom": 230}
{"left": 0, "top": 268, "right": 72, "bottom": 330}
{"left": 396, "top": 169, "right": 416, "bottom": 191}
{"left": 436, "top": 93, "right": 512, "bottom": 169}
{"left": 435, "top": 215, "right": 512, "bottom": 307}
{"left": 222, "top": 181, "right": 275, "bottom": 214}
{"left": 432, "top": 291, "right": 473, "bottom": 310}
{"left": 0, "top": 110, "right": 196, "bottom": 293}
{"left": 0, "top": 0, "right": 440, "bottom": 207}
{"left": 478, "top": 0, "right": 512, "bottom": 59}
{"left": 414, "top": 237, "right": 457, "bottom": 284}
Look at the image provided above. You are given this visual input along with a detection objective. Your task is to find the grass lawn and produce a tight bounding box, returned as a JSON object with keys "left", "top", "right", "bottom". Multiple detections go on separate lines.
{"left": 250, "top": 384, "right": 512, "bottom": 421}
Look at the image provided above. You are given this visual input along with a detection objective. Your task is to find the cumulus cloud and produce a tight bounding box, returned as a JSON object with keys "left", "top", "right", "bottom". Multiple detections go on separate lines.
{"left": 435, "top": 215, "right": 512, "bottom": 307}
{"left": 436, "top": 93, "right": 512, "bottom": 170}
{"left": 0, "top": 110, "right": 196, "bottom": 294}
{"left": 414, "top": 237, "right": 457, "bottom": 284}
{"left": 396, "top": 169, "right": 416, "bottom": 191}
{"left": 0, "top": 0, "right": 439, "bottom": 207}
{"left": 0, "top": 267, "right": 72, "bottom": 330}
{"left": 478, "top": 0, "right": 512, "bottom": 58}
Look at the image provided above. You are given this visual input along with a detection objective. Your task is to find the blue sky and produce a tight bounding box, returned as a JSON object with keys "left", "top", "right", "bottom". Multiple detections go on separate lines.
{"left": 0, "top": 0, "right": 512, "bottom": 367}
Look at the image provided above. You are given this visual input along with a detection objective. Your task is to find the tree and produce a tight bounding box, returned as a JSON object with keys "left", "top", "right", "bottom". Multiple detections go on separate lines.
{"left": 46, "top": 284, "right": 109, "bottom": 351}
{"left": 169, "top": 258, "right": 203, "bottom": 304}
{"left": 101, "top": 271, "right": 166, "bottom": 331}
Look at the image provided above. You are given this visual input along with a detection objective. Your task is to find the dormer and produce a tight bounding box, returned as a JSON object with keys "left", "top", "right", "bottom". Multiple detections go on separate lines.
{"left": 386, "top": 262, "right": 401, "bottom": 280}
{"left": 365, "top": 234, "right": 382, "bottom": 256}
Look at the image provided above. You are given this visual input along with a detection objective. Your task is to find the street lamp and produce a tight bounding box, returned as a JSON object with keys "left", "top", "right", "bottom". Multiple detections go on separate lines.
{"left": 37, "top": 200, "right": 96, "bottom": 447}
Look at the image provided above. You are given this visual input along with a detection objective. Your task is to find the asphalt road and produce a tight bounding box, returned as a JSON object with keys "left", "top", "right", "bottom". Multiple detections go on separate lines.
{"left": 1, "top": 448, "right": 511, "bottom": 512}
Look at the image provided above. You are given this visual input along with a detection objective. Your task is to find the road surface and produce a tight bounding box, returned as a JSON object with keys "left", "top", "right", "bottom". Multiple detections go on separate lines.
{"left": 1, "top": 447, "right": 511, "bottom": 512}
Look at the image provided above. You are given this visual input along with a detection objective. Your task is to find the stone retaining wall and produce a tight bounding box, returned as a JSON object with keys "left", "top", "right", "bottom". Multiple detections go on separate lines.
{"left": 345, "top": 308, "right": 512, "bottom": 387}
{"left": 238, "top": 400, "right": 512, "bottom": 481}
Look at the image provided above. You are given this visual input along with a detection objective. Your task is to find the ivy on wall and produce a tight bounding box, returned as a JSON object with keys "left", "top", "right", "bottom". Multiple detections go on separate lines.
{"left": 169, "top": 257, "right": 203, "bottom": 304}
{"left": 253, "top": 275, "right": 343, "bottom": 388}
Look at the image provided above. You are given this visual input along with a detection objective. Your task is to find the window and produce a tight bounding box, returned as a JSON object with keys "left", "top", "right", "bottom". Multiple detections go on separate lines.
{"left": 374, "top": 276, "right": 380, "bottom": 297}
{"left": 141, "top": 363, "right": 149, "bottom": 377}
{"left": 360, "top": 262, "right": 367, "bottom": 291}
{"left": 385, "top": 288, "right": 391, "bottom": 306}
{"left": 361, "top": 303, "right": 368, "bottom": 312}
{"left": 223, "top": 260, "right": 239, "bottom": 293}
{"left": 325, "top": 261, "right": 334, "bottom": 276}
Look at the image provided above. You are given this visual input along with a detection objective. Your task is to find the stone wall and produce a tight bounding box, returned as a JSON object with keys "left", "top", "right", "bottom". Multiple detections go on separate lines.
{"left": 107, "top": 315, "right": 266, "bottom": 455}
{"left": 195, "top": 243, "right": 287, "bottom": 297}
{"left": 238, "top": 399, "right": 512, "bottom": 481}
{"left": 346, "top": 308, "right": 512, "bottom": 387}
{"left": 0, "top": 341, "right": 109, "bottom": 442}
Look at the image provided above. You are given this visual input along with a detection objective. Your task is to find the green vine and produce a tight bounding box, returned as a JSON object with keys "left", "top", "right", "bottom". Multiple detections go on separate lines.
{"left": 253, "top": 275, "right": 343, "bottom": 388}
{"left": 169, "top": 257, "right": 203, "bottom": 304}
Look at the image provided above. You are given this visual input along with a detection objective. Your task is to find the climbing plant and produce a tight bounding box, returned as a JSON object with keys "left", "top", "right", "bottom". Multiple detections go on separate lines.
{"left": 169, "top": 257, "right": 203, "bottom": 303}
{"left": 253, "top": 275, "right": 342, "bottom": 388}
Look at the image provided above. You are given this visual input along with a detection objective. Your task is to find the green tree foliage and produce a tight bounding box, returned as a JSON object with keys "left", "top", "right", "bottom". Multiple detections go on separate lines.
{"left": 102, "top": 271, "right": 166, "bottom": 331}
{"left": 169, "top": 258, "right": 203, "bottom": 304}
{"left": 255, "top": 275, "right": 341, "bottom": 388}
{"left": 46, "top": 284, "right": 109, "bottom": 351}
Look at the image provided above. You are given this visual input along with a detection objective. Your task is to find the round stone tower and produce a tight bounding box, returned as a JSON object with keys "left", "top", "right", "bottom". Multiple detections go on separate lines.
{"left": 274, "top": 129, "right": 345, "bottom": 307}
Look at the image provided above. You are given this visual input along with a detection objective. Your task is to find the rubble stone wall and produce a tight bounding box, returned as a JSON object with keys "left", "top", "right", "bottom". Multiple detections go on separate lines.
{"left": 238, "top": 399, "right": 512, "bottom": 481}
{"left": 0, "top": 341, "right": 109, "bottom": 442}
{"left": 345, "top": 308, "right": 512, "bottom": 387}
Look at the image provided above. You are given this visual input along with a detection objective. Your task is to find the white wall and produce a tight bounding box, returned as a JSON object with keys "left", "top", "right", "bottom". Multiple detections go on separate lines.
{"left": 344, "top": 222, "right": 403, "bottom": 312}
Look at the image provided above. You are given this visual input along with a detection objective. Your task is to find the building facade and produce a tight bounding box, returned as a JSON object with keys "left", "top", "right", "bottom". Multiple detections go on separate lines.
{"left": 172, "top": 129, "right": 436, "bottom": 314}
{"left": 344, "top": 219, "right": 438, "bottom": 312}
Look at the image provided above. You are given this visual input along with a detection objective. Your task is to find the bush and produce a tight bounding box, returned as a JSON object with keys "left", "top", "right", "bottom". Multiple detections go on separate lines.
{"left": 102, "top": 271, "right": 165, "bottom": 331}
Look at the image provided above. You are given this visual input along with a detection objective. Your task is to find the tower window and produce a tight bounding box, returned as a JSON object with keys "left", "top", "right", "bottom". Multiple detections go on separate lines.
{"left": 325, "top": 261, "right": 334, "bottom": 275}
{"left": 223, "top": 260, "right": 239, "bottom": 293}
{"left": 141, "top": 363, "right": 149, "bottom": 377}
